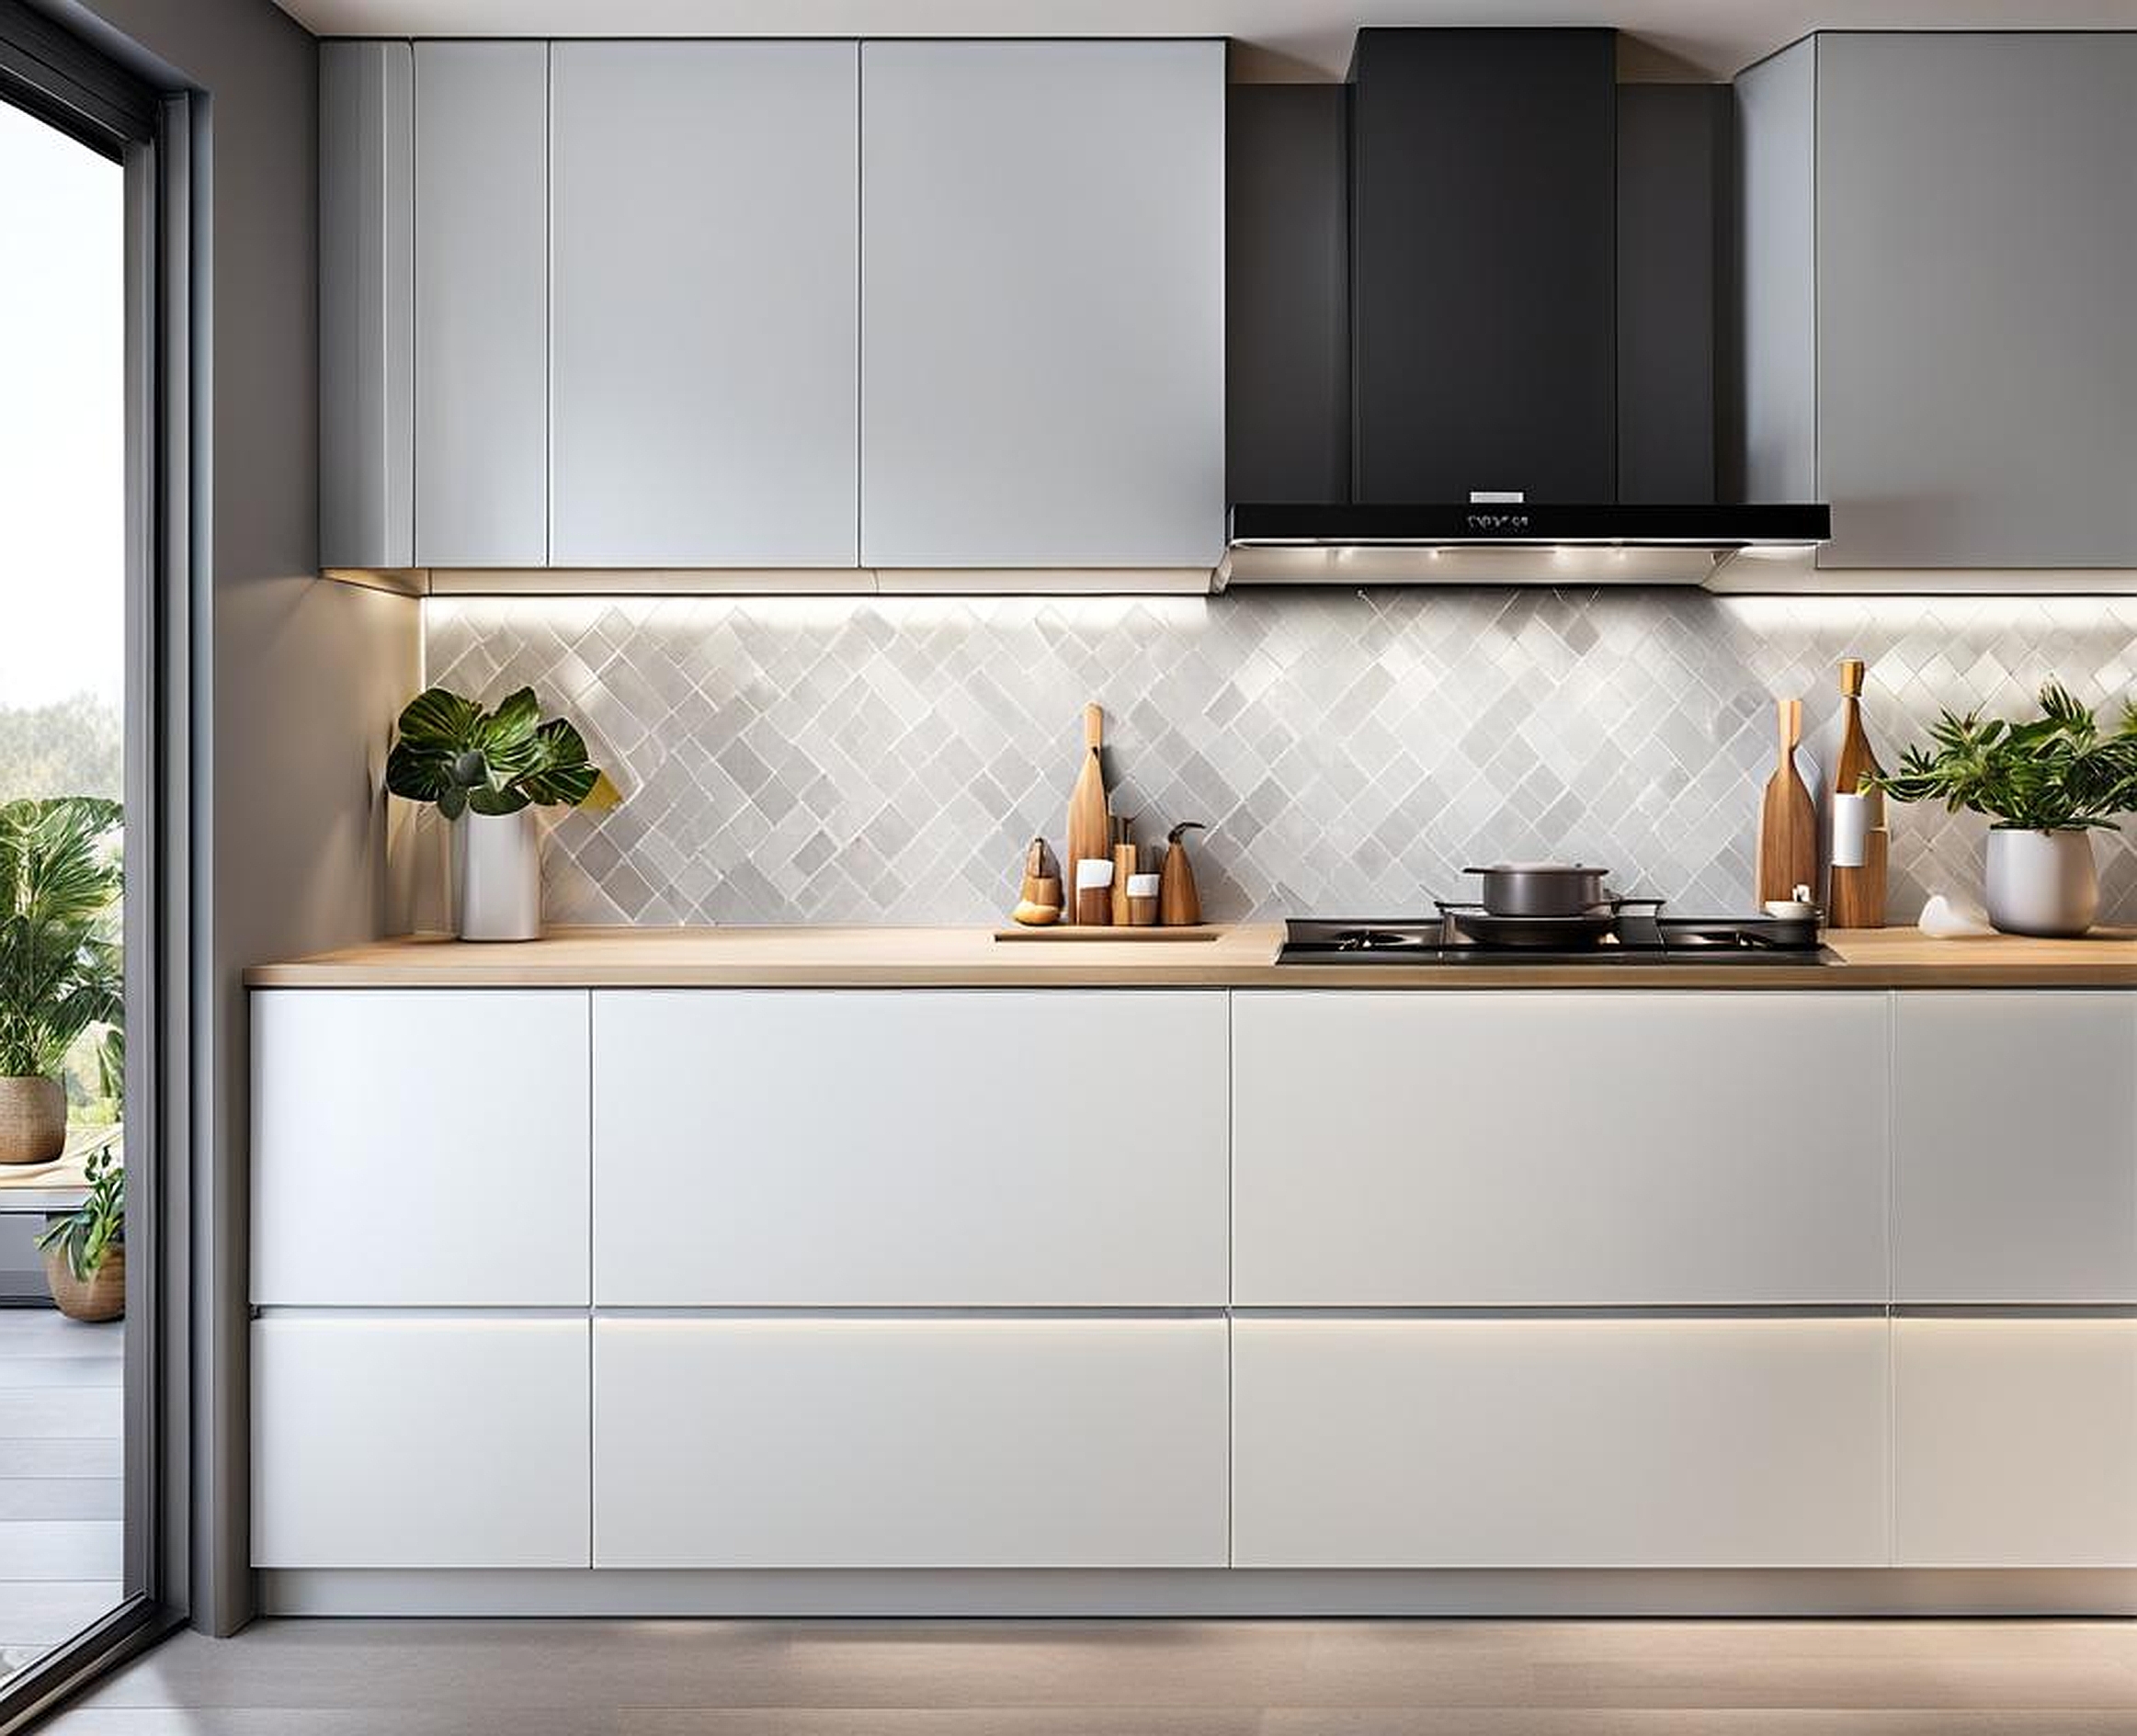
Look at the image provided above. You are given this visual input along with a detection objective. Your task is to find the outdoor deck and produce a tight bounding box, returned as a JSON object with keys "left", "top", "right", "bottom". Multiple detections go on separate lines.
{"left": 0, "top": 1306, "right": 122, "bottom": 1689}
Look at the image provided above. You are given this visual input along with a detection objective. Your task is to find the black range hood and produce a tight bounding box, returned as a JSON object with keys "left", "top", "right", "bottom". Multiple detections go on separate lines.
{"left": 1222, "top": 28, "right": 1828, "bottom": 587}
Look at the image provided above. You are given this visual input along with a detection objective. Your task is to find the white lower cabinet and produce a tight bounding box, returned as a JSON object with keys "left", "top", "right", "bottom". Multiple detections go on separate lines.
{"left": 1895, "top": 1316, "right": 2137, "bottom": 1567}
{"left": 252, "top": 1316, "right": 590, "bottom": 1569}
{"left": 594, "top": 1315, "right": 1228, "bottom": 1568}
{"left": 1233, "top": 993, "right": 1889, "bottom": 1306}
{"left": 1231, "top": 1316, "right": 1890, "bottom": 1568}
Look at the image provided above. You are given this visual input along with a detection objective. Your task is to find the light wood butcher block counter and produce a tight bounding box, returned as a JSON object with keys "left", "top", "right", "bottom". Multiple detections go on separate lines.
{"left": 245, "top": 924, "right": 2137, "bottom": 990}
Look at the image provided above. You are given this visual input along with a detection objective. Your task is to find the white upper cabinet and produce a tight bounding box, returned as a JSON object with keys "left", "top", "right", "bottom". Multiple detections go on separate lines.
{"left": 1895, "top": 993, "right": 2137, "bottom": 1303}
{"left": 1233, "top": 991, "right": 1890, "bottom": 1307}
{"left": 594, "top": 990, "right": 1228, "bottom": 1306}
{"left": 859, "top": 40, "right": 1225, "bottom": 570}
{"left": 1739, "top": 33, "right": 2137, "bottom": 570}
{"left": 549, "top": 42, "right": 859, "bottom": 567}
{"left": 414, "top": 42, "right": 548, "bottom": 566}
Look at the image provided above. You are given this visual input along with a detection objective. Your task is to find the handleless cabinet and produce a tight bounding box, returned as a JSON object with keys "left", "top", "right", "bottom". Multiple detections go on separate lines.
{"left": 1895, "top": 1316, "right": 2137, "bottom": 1566}
{"left": 596, "top": 1316, "right": 1228, "bottom": 1568}
{"left": 1233, "top": 992, "right": 1889, "bottom": 1306}
{"left": 859, "top": 40, "right": 1225, "bottom": 569}
{"left": 1740, "top": 32, "right": 2137, "bottom": 570}
{"left": 413, "top": 42, "right": 548, "bottom": 565}
{"left": 594, "top": 990, "right": 1228, "bottom": 1305}
{"left": 1895, "top": 993, "right": 2137, "bottom": 1303}
{"left": 319, "top": 40, "right": 413, "bottom": 570}
{"left": 1233, "top": 1316, "right": 1890, "bottom": 1568}
{"left": 253, "top": 1315, "right": 590, "bottom": 1568}
{"left": 252, "top": 990, "right": 590, "bottom": 1305}
{"left": 550, "top": 41, "right": 858, "bottom": 566}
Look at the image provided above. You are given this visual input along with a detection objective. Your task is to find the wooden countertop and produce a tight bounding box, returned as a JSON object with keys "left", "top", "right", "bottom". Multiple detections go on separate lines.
{"left": 244, "top": 924, "right": 2137, "bottom": 990}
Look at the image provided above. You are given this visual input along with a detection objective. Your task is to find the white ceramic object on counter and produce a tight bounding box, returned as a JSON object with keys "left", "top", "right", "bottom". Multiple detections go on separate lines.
{"left": 457, "top": 808, "right": 543, "bottom": 942}
{"left": 1984, "top": 827, "right": 2098, "bottom": 938}
{"left": 1917, "top": 893, "right": 1996, "bottom": 940}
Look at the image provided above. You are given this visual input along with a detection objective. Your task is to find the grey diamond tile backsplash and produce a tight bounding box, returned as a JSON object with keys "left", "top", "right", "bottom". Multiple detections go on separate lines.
{"left": 423, "top": 590, "right": 2137, "bottom": 927}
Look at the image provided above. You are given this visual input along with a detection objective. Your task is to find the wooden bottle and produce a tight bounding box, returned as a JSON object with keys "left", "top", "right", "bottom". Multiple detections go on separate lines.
{"left": 1829, "top": 658, "right": 1890, "bottom": 929}
{"left": 1064, "top": 704, "right": 1108, "bottom": 925}
{"left": 1159, "top": 822, "right": 1205, "bottom": 925}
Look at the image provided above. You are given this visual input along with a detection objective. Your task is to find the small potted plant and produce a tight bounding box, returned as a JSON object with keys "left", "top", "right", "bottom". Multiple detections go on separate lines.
{"left": 1875, "top": 681, "right": 2137, "bottom": 937}
{"left": 385, "top": 686, "right": 609, "bottom": 941}
{"left": 38, "top": 1142, "right": 123, "bottom": 1322}
{"left": 0, "top": 797, "right": 122, "bottom": 1164}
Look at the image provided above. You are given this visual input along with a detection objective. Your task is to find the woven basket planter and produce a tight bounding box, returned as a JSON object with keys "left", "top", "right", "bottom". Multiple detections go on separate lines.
{"left": 44, "top": 1241, "right": 123, "bottom": 1322}
{"left": 0, "top": 1075, "right": 65, "bottom": 1165}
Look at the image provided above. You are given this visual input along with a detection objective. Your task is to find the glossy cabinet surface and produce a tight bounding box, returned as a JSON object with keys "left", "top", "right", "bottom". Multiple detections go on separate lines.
{"left": 1233, "top": 992, "right": 1889, "bottom": 1306}
{"left": 252, "top": 990, "right": 590, "bottom": 1305}
{"left": 1233, "top": 1315, "right": 1890, "bottom": 1568}
{"left": 1895, "top": 1317, "right": 2137, "bottom": 1567}
{"left": 413, "top": 42, "right": 548, "bottom": 565}
{"left": 1895, "top": 993, "right": 2137, "bottom": 1303}
{"left": 549, "top": 41, "right": 859, "bottom": 566}
{"left": 595, "top": 1315, "right": 1228, "bottom": 1567}
{"left": 594, "top": 990, "right": 1228, "bottom": 1305}
{"left": 253, "top": 1316, "right": 590, "bottom": 1568}
{"left": 859, "top": 40, "right": 1224, "bottom": 568}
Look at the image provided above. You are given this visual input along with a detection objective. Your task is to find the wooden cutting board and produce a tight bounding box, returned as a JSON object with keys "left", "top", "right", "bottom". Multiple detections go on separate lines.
{"left": 1756, "top": 697, "right": 1819, "bottom": 904}
{"left": 1064, "top": 703, "right": 1109, "bottom": 925}
{"left": 1829, "top": 658, "right": 1889, "bottom": 928}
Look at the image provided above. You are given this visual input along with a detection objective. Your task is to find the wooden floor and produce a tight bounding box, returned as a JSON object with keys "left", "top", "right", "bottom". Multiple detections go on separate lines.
{"left": 39, "top": 1616, "right": 2137, "bottom": 1732}
{"left": 0, "top": 1308, "right": 121, "bottom": 1693}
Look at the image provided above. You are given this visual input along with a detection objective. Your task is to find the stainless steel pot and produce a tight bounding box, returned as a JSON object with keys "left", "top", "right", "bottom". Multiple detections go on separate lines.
{"left": 1462, "top": 862, "right": 1612, "bottom": 918}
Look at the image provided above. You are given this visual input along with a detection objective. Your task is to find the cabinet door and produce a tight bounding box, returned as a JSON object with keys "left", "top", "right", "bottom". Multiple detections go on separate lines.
{"left": 414, "top": 42, "right": 547, "bottom": 565}
{"left": 252, "top": 991, "right": 590, "bottom": 1305}
{"left": 595, "top": 1316, "right": 1227, "bottom": 1568}
{"left": 594, "top": 991, "right": 1227, "bottom": 1306}
{"left": 1815, "top": 34, "right": 2137, "bottom": 567}
{"left": 253, "top": 1316, "right": 589, "bottom": 1568}
{"left": 1895, "top": 1317, "right": 2137, "bottom": 1566}
{"left": 1233, "top": 1316, "right": 1889, "bottom": 1568}
{"left": 860, "top": 40, "right": 1224, "bottom": 568}
{"left": 1233, "top": 993, "right": 1889, "bottom": 1306}
{"left": 319, "top": 40, "right": 413, "bottom": 569}
{"left": 1896, "top": 993, "right": 2137, "bottom": 1303}
{"left": 550, "top": 42, "right": 858, "bottom": 567}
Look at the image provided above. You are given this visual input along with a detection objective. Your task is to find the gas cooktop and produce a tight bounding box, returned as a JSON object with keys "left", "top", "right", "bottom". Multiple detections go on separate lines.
{"left": 1278, "top": 911, "right": 1836, "bottom": 966}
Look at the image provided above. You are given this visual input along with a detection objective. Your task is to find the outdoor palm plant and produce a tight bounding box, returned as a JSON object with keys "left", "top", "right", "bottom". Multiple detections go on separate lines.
{"left": 0, "top": 796, "right": 123, "bottom": 1163}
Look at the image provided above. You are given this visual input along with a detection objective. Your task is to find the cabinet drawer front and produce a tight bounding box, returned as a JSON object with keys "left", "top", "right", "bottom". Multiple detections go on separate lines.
{"left": 595, "top": 1316, "right": 1228, "bottom": 1568}
{"left": 253, "top": 1316, "right": 590, "bottom": 1568}
{"left": 550, "top": 41, "right": 858, "bottom": 565}
{"left": 594, "top": 991, "right": 1227, "bottom": 1305}
{"left": 252, "top": 991, "right": 590, "bottom": 1305}
{"left": 1896, "top": 993, "right": 2137, "bottom": 1302}
{"left": 1233, "top": 1316, "right": 1889, "bottom": 1568}
{"left": 1233, "top": 993, "right": 1889, "bottom": 1306}
{"left": 1895, "top": 1317, "right": 2137, "bottom": 1567}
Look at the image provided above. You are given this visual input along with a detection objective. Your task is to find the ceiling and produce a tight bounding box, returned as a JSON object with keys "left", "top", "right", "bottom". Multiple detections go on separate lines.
{"left": 267, "top": 0, "right": 2137, "bottom": 80}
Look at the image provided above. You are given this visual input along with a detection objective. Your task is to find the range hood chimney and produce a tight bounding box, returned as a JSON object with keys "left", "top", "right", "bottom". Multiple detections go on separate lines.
{"left": 1222, "top": 28, "right": 1828, "bottom": 587}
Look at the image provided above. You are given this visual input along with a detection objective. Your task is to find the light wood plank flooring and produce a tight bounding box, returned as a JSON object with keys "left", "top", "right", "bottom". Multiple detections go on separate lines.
{"left": 38, "top": 1617, "right": 2137, "bottom": 1732}
{"left": 0, "top": 1309, "right": 121, "bottom": 1692}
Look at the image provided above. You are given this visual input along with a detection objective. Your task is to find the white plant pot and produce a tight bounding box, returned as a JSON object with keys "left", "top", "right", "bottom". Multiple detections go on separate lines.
{"left": 456, "top": 808, "right": 543, "bottom": 942}
{"left": 1984, "top": 827, "right": 2098, "bottom": 938}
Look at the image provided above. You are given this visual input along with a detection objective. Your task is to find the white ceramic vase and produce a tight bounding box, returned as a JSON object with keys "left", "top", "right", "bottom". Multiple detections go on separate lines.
{"left": 1983, "top": 827, "right": 2098, "bottom": 938}
{"left": 456, "top": 808, "right": 543, "bottom": 942}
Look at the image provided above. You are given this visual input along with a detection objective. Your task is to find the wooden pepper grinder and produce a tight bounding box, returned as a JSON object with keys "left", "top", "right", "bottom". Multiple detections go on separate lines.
{"left": 1159, "top": 822, "right": 1205, "bottom": 925}
{"left": 1829, "top": 658, "right": 1890, "bottom": 928}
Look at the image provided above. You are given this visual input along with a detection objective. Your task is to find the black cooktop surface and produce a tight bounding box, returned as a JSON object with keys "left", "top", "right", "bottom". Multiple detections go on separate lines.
{"left": 1278, "top": 913, "right": 1836, "bottom": 966}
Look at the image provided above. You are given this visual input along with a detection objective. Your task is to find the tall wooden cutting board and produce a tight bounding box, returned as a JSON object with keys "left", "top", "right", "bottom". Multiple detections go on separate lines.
{"left": 1829, "top": 659, "right": 1889, "bottom": 927}
{"left": 1064, "top": 704, "right": 1109, "bottom": 924}
{"left": 1756, "top": 697, "right": 1818, "bottom": 904}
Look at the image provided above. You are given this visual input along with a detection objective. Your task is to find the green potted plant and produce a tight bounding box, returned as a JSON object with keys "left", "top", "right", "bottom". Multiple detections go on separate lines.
{"left": 384, "top": 686, "right": 609, "bottom": 941}
{"left": 0, "top": 797, "right": 122, "bottom": 1164}
{"left": 1874, "top": 681, "right": 2137, "bottom": 937}
{"left": 37, "top": 1141, "right": 123, "bottom": 1322}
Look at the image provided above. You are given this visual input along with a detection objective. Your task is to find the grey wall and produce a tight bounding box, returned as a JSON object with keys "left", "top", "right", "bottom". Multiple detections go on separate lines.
{"left": 43, "top": 0, "right": 421, "bottom": 1636}
{"left": 426, "top": 590, "right": 2137, "bottom": 932}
